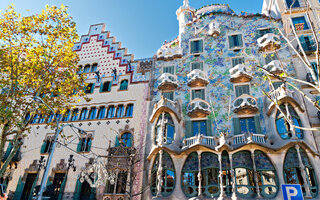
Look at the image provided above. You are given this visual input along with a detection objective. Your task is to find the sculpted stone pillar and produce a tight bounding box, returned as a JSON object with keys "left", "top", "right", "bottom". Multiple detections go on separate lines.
{"left": 229, "top": 153, "right": 237, "bottom": 199}
{"left": 250, "top": 150, "right": 261, "bottom": 198}
{"left": 218, "top": 153, "right": 225, "bottom": 198}
{"left": 156, "top": 150, "right": 163, "bottom": 197}
{"left": 197, "top": 151, "right": 202, "bottom": 196}
{"left": 295, "top": 145, "right": 311, "bottom": 198}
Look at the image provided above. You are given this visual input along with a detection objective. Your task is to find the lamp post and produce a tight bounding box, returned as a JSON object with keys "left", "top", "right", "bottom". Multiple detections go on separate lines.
{"left": 34, "top": 96, "right": 86, "bottom": 200}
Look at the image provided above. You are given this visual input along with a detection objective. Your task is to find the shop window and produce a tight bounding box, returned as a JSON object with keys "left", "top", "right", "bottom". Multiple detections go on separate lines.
{"left": 151, "top": 151, "right": 175, "bottom": 197}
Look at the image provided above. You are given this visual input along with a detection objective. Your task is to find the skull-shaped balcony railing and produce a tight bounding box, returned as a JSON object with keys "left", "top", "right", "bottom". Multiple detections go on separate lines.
{"left": 232, "top": 94, "right": 258, "bottom": 115}
{"left": 158, "top": 73, "right": 178, "bottom": 91}
{"left": 229, "top": 64, "right": 252, "bottom": 83}
{"left": 257, "top": 33, "right": 281, "bottom": 52}
{"left": 157, "top": 46, "right": 183, "bottom": 61}
{"left": 187, "top": 99, "right": 211, "bottom": 118}
{"left": 263, "top": 60, "right": 283, "bottom": 74}
{"left": 187, "top": 69, "right": 209, "bottom": 87}
{"left": 208, "top": 22, "right": 220, "bottom": 37}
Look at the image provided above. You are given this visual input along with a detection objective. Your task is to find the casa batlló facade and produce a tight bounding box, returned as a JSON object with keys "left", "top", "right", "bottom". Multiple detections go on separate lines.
{"left": 3, "top": 0, "right": 320, "bottom": 200}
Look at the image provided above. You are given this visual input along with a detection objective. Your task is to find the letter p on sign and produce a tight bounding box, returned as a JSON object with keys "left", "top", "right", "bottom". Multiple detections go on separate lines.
{"left": 282, "top": 184, "right": 304, "bottom": 200}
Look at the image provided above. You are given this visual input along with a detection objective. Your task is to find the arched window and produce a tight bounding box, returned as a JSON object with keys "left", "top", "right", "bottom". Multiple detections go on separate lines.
{"left": 276, "top": 104, "right": 303, "bottom": 139}
{"left": 107, "top": 106, "right": 115, "bottom": 118}
{"left": 79, "top": 108, "right": 88, "bottom": 120}
{"left": 284, "top": 147, "right": 318, "bottom": 198}
{"left": 91, "top": 63, "right": 97, "bottom": 72}
{"left": 151, "top": 151, "right": 175, "bottom": 197}
{"left": 121, "top": 132, "right": 132, "bottom": 147}
{"left": 62, "top": 110, "right": 71, "bottom": 122}
{"left": 154, "top": 112, "right": 175, "bottom": 145}
{"left": 254, "top": 150, "right": 278, "bottom": 198}
{"left": 71, "top": 109, "right": 79, "bottom": 121}
{"left": 125, "top": 104, "right": 134, "bottom": 117}
{"left": 116, "top": 105, "right": 124, "bottom": 118}
{"left": 83, "top": 64, "right": 91, "bottom": 73}
{"left": 88, "top": 107, "right": 96, "bottom": 120}
{"left": 201, "top": 152, "right": 220, "bottom": 197}
{"left": 181, "top": 152, "right": 199, "bottom": 197}
{"left": 232, "top": 151, "right": 256, "bottom": 198}
{"left": 97, "top": 107, "right": 106, "bottom": 119}
{"left": 119, "top": 80, "right": 128, "bottom": 90}
{"left": 100, "top": 81, "right": 111, "bottom": 92}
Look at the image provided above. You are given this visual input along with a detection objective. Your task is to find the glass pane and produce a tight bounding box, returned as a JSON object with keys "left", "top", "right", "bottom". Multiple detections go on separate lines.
{"left": 235, "top": 168, "right": 248, "bottom": 185}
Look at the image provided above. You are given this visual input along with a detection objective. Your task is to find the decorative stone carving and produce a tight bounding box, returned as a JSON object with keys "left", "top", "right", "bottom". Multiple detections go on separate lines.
{"left": 257, "top": 33, "right": 281, "bottom": 51}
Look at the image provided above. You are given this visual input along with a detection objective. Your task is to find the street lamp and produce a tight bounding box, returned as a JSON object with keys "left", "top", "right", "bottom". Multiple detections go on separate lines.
{"left": 33, "top": 96, "right": 87, "bottom": 200}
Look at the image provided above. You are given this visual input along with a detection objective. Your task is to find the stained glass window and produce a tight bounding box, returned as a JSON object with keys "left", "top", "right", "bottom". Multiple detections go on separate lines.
{"left": 201, "top": 153, "right": 220, "bottom": 197}
{"left": 276, "top": 105, "right": 303, "bottom": 139}
{"left": 182, "top": 152, "right": 199, "bottom": 197}
{"left": 154, "top": 113, "right": 175, "bottom": 144}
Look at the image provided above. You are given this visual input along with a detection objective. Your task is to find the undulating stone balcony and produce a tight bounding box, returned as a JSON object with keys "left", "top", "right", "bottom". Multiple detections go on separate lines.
{"left": 232, "top": 94, "right": 258, "bottom": 114}
{"left": 232, "top": 133, "right": 266, "bottom": 145}
{"left": 229, "top": 64, "right": 252, "bottom": 83}
{"left": 182, "top": 134, "right": 217, "bottom": 148}
{"left": 157, "top": 46, "right": 183, "bottom": 61}
{"left": 208, "top": 22, "right": 220, "bottom": 37}
{"left": 187, "top": 69, "right": 209, "bottom": 87}
{"left": 187, "top": 99, "right": 211, "bottom": 118}
{"left": 158, "top": 73, "right": 178, "bottom": 91}
{"left": 103, "top": 194, "right": 126, "bottom": 200}
{"left": 257, "top": 33, "right": 281, "bottom": 51}
{"left": 269, "top": 85, "right": 293, "bottom": 101}
{"left": 150, "top": 96, "right": 181, "bottom": 122}
{"left": 263, "top": 60, "right": 283, "bottom": 74}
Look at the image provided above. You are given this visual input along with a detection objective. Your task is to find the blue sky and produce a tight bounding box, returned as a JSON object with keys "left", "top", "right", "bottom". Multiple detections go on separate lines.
{"left": 0, "top": 0, "right": 263, "bottom": 59}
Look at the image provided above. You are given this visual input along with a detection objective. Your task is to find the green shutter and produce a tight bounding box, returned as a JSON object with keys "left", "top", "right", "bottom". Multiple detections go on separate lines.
{"left": 185, "top": 120, "right": 193, "bottom": 138}
{"left": 108, "top": 81, "right": 112, "bottom": 91}
{"left": 201, "top": 89, "right": 205, "bottom": 100}
{"left": 89, "top": 187, "right": 96, "bottom": 200}
{"left": 91, "top": 83, "right": 95, "bottom": 93}
{"left": 192, "top": 90, "right": 195, "bottom": 100}
{"left": 28, "top": 174, "right": 38, "bottom": 200}
{"left": 87, "top": 139, "right": 92, "bottom": 152}
{"left": 46, "top": 176, "right": 53, "bottom": 187}
{"left": 238, "top": 35, "right": 243, "bottom": 47}
{"left": 206, "top": 119, "right": 213, "bottom": 136}
{"left": 40, "top": 141, "right": 47, "bottom": 154}
{"left": 199, "top": 40, "right": 203, "bottom": 52}
{"left": 58, "top": 175, "right": 67, "bottom": 200}
{"left": 3, "top": 142, "right": 13, "bottom": 161}
{"left": 73, "top": 179, "right": 82, "bottom": 200}
{"left": 233, "top": 117, "right": 241, "bottom": 135}
{"left": 190, "top": 41, "right": 195, "bottom": 53}
{"left": 228, "top": 36, "right": 234, "bottom": 48}
{"left": 13, "top": 176, "right": 25, "bottom": 200}
{"left": 99, "top": 82, "right": 103, "bottom": 93}
{"left": 115, "top": 136, "right": 120, "bottom": 147}
{"left": 77, "top": 140, "right": 82, "bottom": 152}
{"left": 254, "top": 116, "right": 262, "bottom": 135}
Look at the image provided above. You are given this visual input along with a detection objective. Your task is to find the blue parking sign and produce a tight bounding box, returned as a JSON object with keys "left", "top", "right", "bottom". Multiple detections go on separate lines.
{"left": 282, "top": 184, "right": 304, "bottom": 200}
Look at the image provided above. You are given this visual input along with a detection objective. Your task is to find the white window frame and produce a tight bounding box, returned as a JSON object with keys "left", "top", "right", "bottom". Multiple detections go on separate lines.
{"left": 291, "top": 14, "right": 312, "bottom": 31}
{"left": 190, "top": 61, "right": 205, "bottom": 71}
{"left": 263, "top": 51, "right": 278, "bottom": 65}
{"left": 231, "top": 56, "right": 245, "bottom": 67}
{"left": 161, "top": 91, "right": 174, "bottom": 101}
{"left": 189, "top": 37, "right": 204, "bottom": 55}
{"left": 162, "top": 65, "right": 175, "bottom": 75}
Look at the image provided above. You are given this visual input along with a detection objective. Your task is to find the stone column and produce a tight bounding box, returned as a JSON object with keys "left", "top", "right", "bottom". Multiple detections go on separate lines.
{"left": 198, "top": 151, "right": 202, "bottom": 196}
{"left": 250, "top": 150, "right": 261, "bottom": 198}
{"left": 295, "top": 145, "right": 312, "bottom": 198}
{"left": 229, "top": 153, "right": 237, "bottom": 199}
{"left": 156, "top": 150, "right": 163, "bottom": 197}
{"left": 218, "top": 153, "right": 225, "bottom": 198}
{"left": 113, "top": 169, "right": 120, "bottom": 194}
